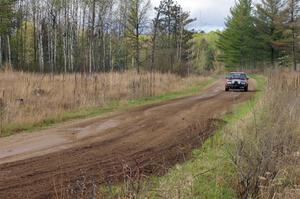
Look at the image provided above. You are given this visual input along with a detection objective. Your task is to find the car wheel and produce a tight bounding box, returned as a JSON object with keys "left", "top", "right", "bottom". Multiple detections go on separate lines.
{"left": 244, "top": 86, "right": 248, "bottom": 92}
{"left": 225, "top": 87, "right": 229, "bottom": 92}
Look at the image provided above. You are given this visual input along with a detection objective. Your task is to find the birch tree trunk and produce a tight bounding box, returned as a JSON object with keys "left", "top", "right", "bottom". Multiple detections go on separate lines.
{"left": 63, "top": 0, "right": 67, "bottom": 73}
{"left": 70, "top": 30, "right": 74, "bottom": 72}
{"left": 136, "top": 25, "right": 140, "bottom": 73}
{"left": 32, "top": 1, "right": 37, "bottom": 70}
{"left": 109, "top": 33, "right": 113, "bottom": 71}
{"left": 81, "top": 5, "right": 86, "bottom": 73}
{"left": 24, "top": 15, "right": 28, "bottom": 71}
{"left": 48, "top": 26, "right": 53, "bottom": 73}
{"left": 63, "top": 35, "right": 67, "bottom": 73}
{"left": 89, "top": 0, "right": 96, "bottom": 74}
{"left": 54, "top": 25, "right": 57, "bottom": 73}
{"left": 38, "top": 24, "right": 44, "bottom": 72}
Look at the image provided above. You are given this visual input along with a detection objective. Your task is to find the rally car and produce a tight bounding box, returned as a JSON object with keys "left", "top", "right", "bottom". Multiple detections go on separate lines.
{"left": 225, "top": 72, "right": 249, "bottom": 92}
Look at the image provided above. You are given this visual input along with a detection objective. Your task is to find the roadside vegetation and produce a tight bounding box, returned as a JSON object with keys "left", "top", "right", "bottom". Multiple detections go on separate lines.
{"left": 231, "top": 71, "right": 300, "bottom": 199}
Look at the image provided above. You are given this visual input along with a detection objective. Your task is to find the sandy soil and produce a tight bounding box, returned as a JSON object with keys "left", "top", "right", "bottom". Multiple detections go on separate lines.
{"left": 0, "top": 79, "right": 256, "bottom": 199}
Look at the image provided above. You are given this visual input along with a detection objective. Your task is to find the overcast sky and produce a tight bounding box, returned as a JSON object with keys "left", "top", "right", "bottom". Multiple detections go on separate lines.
{"left": 151, "top": 0, "right": 260, "bottom": 32}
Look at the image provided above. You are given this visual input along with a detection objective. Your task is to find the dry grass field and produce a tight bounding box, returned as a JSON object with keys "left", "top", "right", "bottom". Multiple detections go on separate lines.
{"left": 0, "top": 70, "right": 211, "bottom": 135}
{"left": 229, "top": 71, "right": 300, "bottom": 199}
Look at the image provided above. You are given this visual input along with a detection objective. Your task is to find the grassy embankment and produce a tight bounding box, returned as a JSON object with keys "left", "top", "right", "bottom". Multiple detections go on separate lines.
{"left": 0, "top": 71, "right": 216, "bottom": 137}
{"left": 99, "top": 74, "right": 267, "bottom": 198}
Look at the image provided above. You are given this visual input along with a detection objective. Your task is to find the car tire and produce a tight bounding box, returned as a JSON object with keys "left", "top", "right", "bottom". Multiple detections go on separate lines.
{"left": 244, "top": 86, "right": 248, "bottom": 92}
{"left": 225, "top": 87, "right": 229, "bottom": 92}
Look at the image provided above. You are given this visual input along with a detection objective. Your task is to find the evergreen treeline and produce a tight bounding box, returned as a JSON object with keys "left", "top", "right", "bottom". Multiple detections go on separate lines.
{"left": 218, "top": 0, "right": 300, "bottom": 71}
{"left": 0, "top": 0, "right": 195, "bottom": 74}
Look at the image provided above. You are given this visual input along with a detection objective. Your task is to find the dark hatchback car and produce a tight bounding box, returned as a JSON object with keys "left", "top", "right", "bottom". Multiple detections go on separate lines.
{"left": 225, "top": 72, "right": 249, "bottom": 92}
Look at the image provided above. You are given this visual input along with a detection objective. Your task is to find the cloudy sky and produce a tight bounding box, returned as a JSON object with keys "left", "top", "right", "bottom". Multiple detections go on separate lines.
{"left": 151, "top": 0, "right": 260, "bottom": 32}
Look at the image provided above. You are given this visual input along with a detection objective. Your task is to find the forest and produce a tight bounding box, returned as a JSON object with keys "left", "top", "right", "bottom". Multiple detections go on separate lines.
{"left": 0, "top": 0, "right": 198, "bottom": 74}
{"left": 0, "top": 0, "right": 299, "bottom": 75}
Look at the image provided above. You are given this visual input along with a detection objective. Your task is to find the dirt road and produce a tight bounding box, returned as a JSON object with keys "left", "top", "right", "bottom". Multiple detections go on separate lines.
{"left": 0, "top": 79, "right": 256, "bottom": 199}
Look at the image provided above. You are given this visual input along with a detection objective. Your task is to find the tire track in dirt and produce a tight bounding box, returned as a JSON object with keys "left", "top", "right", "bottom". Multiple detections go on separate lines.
{"left": 0, "top": 79, "right": 256, "bottom": 198}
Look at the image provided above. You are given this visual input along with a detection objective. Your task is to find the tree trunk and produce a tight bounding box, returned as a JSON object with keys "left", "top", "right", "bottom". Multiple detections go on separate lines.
{"left": 136, "top": 30, "right": 140, "bottom": 73}
{"left": 271, "top": 47, "right": 275, "bottom": 68}
{"left": 70, "top": 30, "right": 74, "bottom": 72}
{"left": 7, "top": 35, "right": 11, "bottom": 66}
{"left": 292, "top": 31, "right": 297, "bottom": 71}
{"left": 64, "top": 36, "right": 67, "bottom": 73}
{"left": 82, "top": 6, "right": 86, "bottom": 73}
{"left": 48, "top": 26, "right": 53, "bottom": 73}
{"left": 33, "top": 3, "right": 37, "bottom": 70}
{"left": 54, "top": 27, "right": 57, "bottom": 73}
{"left": 63, "top": 0, "right": 68, "bottom": 73}
{"left": 38, "top": 24, "right": 44, "bottom": 72}
{"left": 109, "top": 33, "right": 113, "bottom": 71}
{"left": 24, "top": 17, "right": 28, "bottom": 71}
{"left": 0, "top": 36, "right": 2, "bottom": 68}
{"left": 291, "top": 3, "right": 297, "bottom": 71}
{"left": 103, "top": 32, "right": 106, "bottom": 71}
{"left": 89, "top": 0, "right": 96, "bottom": 74}
{"left": 89, "top": 42, "right": 92, "bottom": 73}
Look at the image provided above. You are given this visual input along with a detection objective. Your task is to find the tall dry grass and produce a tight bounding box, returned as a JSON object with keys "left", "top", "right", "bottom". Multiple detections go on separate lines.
{"left": 0, "top": 71, "right": 210, "bottom": 135}
{"left": 229, "top": 70, "right": 300, "bottom": 199}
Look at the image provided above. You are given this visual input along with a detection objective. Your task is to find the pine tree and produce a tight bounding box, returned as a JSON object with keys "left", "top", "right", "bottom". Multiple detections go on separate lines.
{"left": 152, "top": 0, "right": 195, "bottom": 73}
{"left": 127, "top": 0, "right": 150, "bottom": 73}
{"left": 283, "top": 0, "right": 300, "bottom": 70}
{"left": 254, "top": 0, "right": 285, "bottom": 67}
{"left": 218, "top": 0, "right": 257, "bottom": 69}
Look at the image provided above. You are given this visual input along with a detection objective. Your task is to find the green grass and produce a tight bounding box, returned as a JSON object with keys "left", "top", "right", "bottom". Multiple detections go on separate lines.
{"left": 139, "top": 74, "right": 267, "bottom": 199}
{"left": 1, "top": 78, "right": 217, "bottom": 137}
